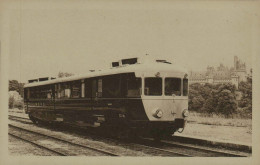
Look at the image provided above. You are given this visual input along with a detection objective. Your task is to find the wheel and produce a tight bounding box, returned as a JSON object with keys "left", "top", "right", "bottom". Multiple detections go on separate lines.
{"left": 150, "top": 129, "right": 162, "bottom": 142}
{"left": 153, "top": 134, "right": 162, "bottom": 142}
{"left": 29, "top": 114, "right": 40, "bottom": 125}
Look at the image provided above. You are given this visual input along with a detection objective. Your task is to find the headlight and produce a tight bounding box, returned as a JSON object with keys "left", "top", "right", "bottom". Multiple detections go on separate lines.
{"left": 183, "top": 109, "right": 189, "bottom": 117}
{"left": 153, "top": 109, "right": 163, "bottom": 118}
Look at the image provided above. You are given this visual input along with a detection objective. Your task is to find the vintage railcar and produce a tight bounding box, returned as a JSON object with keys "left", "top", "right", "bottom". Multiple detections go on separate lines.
{"left": 24, "top": 57, "right": 189, "bottom": 138}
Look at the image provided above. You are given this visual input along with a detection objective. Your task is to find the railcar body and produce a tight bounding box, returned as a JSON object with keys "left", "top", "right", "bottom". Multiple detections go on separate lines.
{"left": 24, "top": 58, "right": 189, "bottom": 137}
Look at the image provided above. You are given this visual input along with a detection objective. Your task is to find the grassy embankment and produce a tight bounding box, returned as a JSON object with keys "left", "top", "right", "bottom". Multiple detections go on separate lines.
{"left": 188, "top": 111, "right": 252, "bottom": 133}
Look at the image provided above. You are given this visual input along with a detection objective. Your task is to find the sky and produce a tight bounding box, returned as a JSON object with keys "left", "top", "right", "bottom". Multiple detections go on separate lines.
{"left": 4, "top": 0, "right": 256, "bottom": 83}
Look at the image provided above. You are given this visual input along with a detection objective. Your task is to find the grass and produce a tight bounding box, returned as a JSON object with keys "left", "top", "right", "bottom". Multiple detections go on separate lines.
{"left": 181, "top": 111, "right": 252, "bottom": 143}
{"left": 188, "top": 111, "right": 252, "bottom": 129}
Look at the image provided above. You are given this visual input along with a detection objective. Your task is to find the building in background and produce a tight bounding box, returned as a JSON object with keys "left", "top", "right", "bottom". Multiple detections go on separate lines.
{"left": 189, "top": 56, "right": 249, "bottom": 88}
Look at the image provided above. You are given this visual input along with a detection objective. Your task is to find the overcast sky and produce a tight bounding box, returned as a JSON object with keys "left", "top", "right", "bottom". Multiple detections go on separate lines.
{"left": 5, "top": 0, "right": 256, "bottom": 83}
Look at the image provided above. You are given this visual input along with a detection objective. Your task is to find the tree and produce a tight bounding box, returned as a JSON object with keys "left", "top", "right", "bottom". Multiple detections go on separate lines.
{"left": 199, "top": 84, "right": 212, "bottom": 100}
{"left": 202, "top": 89, "right": 218, "bottom": 114}
{"left": 216, "top": 89, "right": 237, "bottom": 117}
{"left": 194, "top": 83, "right": 237, "bottom": 116}
{"left": 58, "top": 72, "right": 74, "bottom": 78}
{"left": 217, "top": 83, "right": 236, "bottom": 94}
{"left": 190, "top": 95, "right": 205, "bottom": 111}
{"left": 238, "top": 79, "right": 252, "bottom": 114}
{"left": 9, "top": 80, "right": 24, "bottom": 97}
{"left": 189, "top": 82, "right": 248, "bottom": 118}
{"left": 9, "top": 95, "right": 15, "bottom": 109}
{"left": 9, "top": 80, "right": 19, "bottom": 91}
{"left": 188, "top": 83, "right": 213, "bottom": 112}
{"left": 9, "top": 91, "right": 24, "bottom": 109}
{"left": 188, "top": 85, "right": 199, "bottom": 111}
{"left": 188, "top": 83, "right": 205, "bottom": 112}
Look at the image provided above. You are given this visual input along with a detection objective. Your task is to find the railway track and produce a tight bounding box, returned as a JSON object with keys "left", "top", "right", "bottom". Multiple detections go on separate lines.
{"left": 120, "top": 139, "right": 192, "bottom": 156}
{"left": 9, "top": 115, "right": 32, "bottom": 124}
{"left": 9, "top": 133, "right": 67, "bottom": 156}
{"left": 9, "top": 115, "right": 30, "bottom": 120}
{"left": 137, "top": 137, "right": 250, "bottom": 157}
{"left": 8, "top": 117, "right": 190, "bottom": 156}
{"left": 9, "top": 124, "right": 119, "bottom": 156}
{"left": 166, "top": 135, "right": 252, "bottom": 153}
{"left": 8, "top": 114, "right": 251, "bottom": 157}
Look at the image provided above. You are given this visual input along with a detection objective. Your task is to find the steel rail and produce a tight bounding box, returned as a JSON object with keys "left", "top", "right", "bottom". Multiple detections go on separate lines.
{"left": 9, "top": 115, "right": 30, "bottom": 120}
{"left": 160, "top": 140, "right": 249, "bottom": 157}
{"left": 126, "top": 141, "right": 192, "bottom": 157}
{"left": 8, "top": 133, "right": 67, "bottom": 156}
{"left": 141, "top": 137, "right": 249, "bottom": 157}
{"left": 167, "top": 135, "right": 252, "bottom": 153}
{"left": 9, "top": 116, "right": 33, "bottom": 125}
{"left": 9, "top": 118, "right": 32, "bottom": 125}
{"left": 9, "top": 124, "right": 119, "bottom": 156}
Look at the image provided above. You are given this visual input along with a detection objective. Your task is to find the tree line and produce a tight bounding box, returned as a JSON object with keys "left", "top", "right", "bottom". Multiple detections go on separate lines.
{"left": 9, "top": 80, "right": 24, "bottom": 97}
{"left": 8, "top": 80, "right": 24, "bottom": 109}
{"left": 189, "top": 77, "right": 252, "bottom": 118}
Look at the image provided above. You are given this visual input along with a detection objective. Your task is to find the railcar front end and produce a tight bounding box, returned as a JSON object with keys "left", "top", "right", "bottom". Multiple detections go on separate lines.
{"left": 128, "top": 70, "right": 189, "bottom": 137}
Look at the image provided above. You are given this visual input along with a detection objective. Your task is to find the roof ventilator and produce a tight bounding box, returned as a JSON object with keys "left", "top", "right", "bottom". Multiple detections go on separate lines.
{"left": 111, "top": 57, "right": 139, "bottom": 68}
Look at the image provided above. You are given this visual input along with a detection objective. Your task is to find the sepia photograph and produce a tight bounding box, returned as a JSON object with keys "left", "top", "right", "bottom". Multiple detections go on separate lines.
{"left": 0, "top": 0, "right": 260, "bottom": 164}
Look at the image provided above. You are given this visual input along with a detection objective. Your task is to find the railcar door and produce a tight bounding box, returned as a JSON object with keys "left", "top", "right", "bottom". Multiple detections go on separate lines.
{"left": 91, "top": 78, "right": 98, "bottom": 110}
{"left": 91, "top": 79, "right": 97, "bottom": 99}
{"left": 51, "top": 84, "right": 55, "bottom": 108}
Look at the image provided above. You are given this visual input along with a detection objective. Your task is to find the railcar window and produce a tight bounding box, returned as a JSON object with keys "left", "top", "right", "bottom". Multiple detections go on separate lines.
{"left": 145, "top": 78, "right": 162, "bottom": 96}
{"left": 47, "top": 90, "right": 52, "bottom": 99}
{"left": 71, "top": 81, "right": 81, "bottom": 98}
{"left": 103, "top": 75, "right": 121, "bottom": 98}
{"left": 127, "top": 77, "right": 141, "bottom": 97}
{"left": 81, "top": 80, "right": 85, "bottom": 98}
{"left": 91, "top": 79, "right": 97, "bottom": 98}
{"left": 122, "top": 58, "right": 138, "bottom": 65}
{"left": 30, "top": 87, "right": 40, "bottom": 99}
{"left": 85, "top": 79, "right": 92, "bottom": 98}
{"left": 39, "top": 87, "right": 45, "bottom": 98}
{"left": 41, "top": 85, "right": 51, "bottom": 99}
{"left": 59, "top": 83, "right": 71, "bottom": 98}
{"left": 183, "top": 78, "right": 188, "bottom": 96}
{"left": 28, "top": 86, "right": 52, "bottom": 99}
{"left": 165, "top": 78, "right": 181, "bottom": 96}
{"left": 35, "top": 88, "right": 40, "bottom": 98}
{"left": 29, "top": 87, "right": 36, "bottom": 99}
{"left": 98, "top": 79, "right": 102, "bottom": 97}
{"left": 55, "top": 84, "right": 59, "bottom": 98}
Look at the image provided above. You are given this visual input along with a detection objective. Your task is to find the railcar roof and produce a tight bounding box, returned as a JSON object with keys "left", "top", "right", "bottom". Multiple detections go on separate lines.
{"left": 24, "top": 62, "right": 188, "bottom": 88}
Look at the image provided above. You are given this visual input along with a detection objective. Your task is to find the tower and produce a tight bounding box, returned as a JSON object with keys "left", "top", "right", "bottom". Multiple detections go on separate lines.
{"left": 233, "top": 56, "right": 247, "bottom": 83}
{"left": 234, "top": 56, "right": 238, "bottom": 70}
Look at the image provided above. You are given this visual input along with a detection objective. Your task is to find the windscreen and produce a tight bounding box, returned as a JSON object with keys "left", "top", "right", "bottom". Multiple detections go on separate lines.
{"left": 165, "top": 78, "right": 181, "bottom": 96}
{"left": 145, "top": 78, "right": 162, "bottom": 96}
